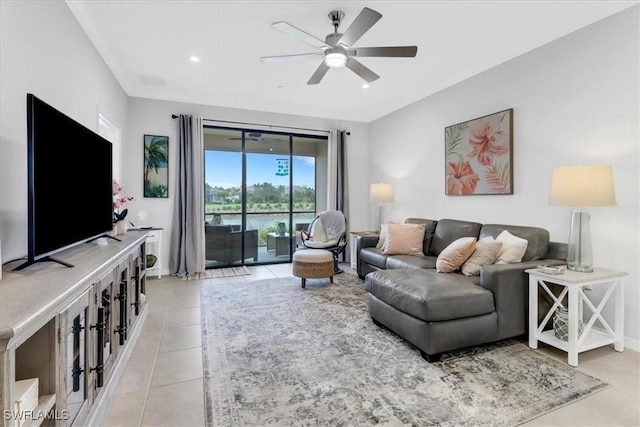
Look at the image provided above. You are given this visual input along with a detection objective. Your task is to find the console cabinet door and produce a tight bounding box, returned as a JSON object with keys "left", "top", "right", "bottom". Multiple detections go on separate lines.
{"left": 59, "top": 288, "right": 92, "bottom": 427}
{"left": 91, "top": 272, "right": 117, "bottom": 396}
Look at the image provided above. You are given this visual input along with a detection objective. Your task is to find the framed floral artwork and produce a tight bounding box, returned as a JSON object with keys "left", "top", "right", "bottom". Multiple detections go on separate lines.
{"left": 445, "top": 109, "right": 513, "bottom": 195}
{"left": 144, "top": 134, "right": 169, "bottom": 198}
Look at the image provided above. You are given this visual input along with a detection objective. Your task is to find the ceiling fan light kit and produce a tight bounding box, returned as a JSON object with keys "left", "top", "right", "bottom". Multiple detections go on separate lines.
{"left": 324, "top": 50, "right": 347, "bottom": 68}
{"left": 261, "top": 7, "right": 417, "bottom": 85}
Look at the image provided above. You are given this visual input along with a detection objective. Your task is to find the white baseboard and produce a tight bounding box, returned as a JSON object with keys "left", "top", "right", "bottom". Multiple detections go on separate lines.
{"left": 625, "top": 335, "right": 640, "bottom": 352}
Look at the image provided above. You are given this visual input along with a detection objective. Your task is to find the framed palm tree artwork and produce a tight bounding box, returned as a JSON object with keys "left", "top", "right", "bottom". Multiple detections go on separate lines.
{"left": 445, "top": 109, "right": 513, "bottom": 195}
{"left": 144, "top": 135, "right": 169, "bottom": 198}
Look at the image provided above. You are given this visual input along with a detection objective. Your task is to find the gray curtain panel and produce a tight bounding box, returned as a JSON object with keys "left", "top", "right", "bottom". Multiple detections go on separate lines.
{"left": 169, "top": 115, "right": 205, "bottom": 277}
{"left": 336, "top": 130, "right": 349, "bottom": 262}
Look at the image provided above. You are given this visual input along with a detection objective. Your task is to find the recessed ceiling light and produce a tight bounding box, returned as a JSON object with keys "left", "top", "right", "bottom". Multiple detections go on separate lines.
{"left": 189, "top": 56, "right": 200, "bottom": 62}
{"left": 362, "top": 83, "right": 370, "bottom": 89}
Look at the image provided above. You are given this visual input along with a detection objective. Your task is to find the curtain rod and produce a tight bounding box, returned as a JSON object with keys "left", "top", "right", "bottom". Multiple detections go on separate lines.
{"left": 170, "top": 114, "right": 330, "bottom": 134}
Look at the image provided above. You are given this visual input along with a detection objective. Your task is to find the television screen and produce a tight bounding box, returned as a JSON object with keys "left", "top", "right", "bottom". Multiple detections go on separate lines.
{"left": 23, "top": 94, "right": 113, "bottom": 268}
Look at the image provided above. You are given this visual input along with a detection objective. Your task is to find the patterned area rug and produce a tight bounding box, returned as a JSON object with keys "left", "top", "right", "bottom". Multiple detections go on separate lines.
{"left": 200, "top": 272, "right": 608, "bottom": 426}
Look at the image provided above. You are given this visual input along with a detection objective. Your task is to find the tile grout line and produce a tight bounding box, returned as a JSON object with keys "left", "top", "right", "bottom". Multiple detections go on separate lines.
{"left": 135, "top": 308, "right": 167, "bottom": 427}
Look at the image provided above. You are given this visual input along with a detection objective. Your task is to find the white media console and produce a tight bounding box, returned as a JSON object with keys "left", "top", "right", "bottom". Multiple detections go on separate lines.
{"left": 0, "top": 231, "right": 149, "bottom": 426}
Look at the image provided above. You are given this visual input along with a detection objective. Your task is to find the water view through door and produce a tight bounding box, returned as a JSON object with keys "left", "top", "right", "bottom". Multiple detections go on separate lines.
{"left": 203, "top": 127, "right": 328, "bottom": 268}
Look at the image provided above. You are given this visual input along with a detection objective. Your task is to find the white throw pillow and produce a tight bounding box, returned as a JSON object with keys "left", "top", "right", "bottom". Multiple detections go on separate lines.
{"left": 495, "top": 230, "right": 528, "bottom": 264}
{"left": 376, "top": 221, "right": 398, "bottom": 250}
{"left": 376, "top": 224, "right": 389, "bottom": 249}
{"left": 461, "top": 236, "right": 503, "bottom": 276}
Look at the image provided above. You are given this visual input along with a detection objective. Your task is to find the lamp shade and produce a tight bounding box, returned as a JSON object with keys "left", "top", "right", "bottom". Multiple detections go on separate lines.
{"left": 370, "top": 183, "right": 394, "bottom": 204}
{"left": 549, "top": 165, "right": 616, "bottom": 207}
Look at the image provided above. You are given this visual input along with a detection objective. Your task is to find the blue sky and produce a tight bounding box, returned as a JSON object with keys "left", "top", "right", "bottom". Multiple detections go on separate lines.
{"left": 205, "top": 151, "right": 315, "bottom": 188}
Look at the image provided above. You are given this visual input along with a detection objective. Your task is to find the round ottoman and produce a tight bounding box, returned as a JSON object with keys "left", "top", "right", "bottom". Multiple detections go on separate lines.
{"left": 292, "top": 249, "right": 334, "bottom": 288}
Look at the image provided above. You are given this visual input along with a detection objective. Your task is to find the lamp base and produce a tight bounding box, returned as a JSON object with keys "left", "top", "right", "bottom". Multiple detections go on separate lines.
{"left": 375, "top": 204, "right": 382, "bottom": 233}
{"left": 567, "top": 208, "right": 594, "bottom": 273}
{"left": 567, "top": 265, "right": 594, "bottom": 273}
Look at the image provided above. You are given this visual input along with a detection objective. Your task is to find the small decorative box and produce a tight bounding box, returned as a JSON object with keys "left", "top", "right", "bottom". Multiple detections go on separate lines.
{"left": 536, "top": 265, "right": 566, "bottom": 275}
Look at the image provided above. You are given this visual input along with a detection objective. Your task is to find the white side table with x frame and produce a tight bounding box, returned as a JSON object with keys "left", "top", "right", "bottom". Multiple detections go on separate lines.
{"left": 526, "top": 267, "right": 626, "bottom": 367}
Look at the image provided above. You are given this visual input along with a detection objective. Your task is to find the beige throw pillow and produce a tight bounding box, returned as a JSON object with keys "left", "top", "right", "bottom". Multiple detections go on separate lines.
{"left": 382, "top": 223, "right": 426, "bottom": 256}
{"left": 495, "top": 230, "right": 529, "bottom": 264}
{"left": 461, "top": 236, "right": 503, "bottom": 276}
{"left": 436, "top": 237, "right": 477, "bottom": 273}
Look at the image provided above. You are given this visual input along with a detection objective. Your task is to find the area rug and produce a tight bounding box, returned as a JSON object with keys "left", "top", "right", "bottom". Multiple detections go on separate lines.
{"left": 204, "top": 266, "right": 251, "bottom": 278}
{"left": 200, "top": 273, "right": 608, "bottom": 426}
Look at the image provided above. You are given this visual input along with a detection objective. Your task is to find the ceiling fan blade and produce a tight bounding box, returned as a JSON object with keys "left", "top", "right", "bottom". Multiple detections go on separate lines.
{"left": 260, "top": 52, "right": 323, "bottom": 63}
{"left": 307, "top": 62, "right": 330, "bottom": 85}
{"left": 272, "top": 22, "right": 329, "bottom": 49}
{"left": 349, "top": 46, "right": 417, "bottom": 57}
{"left": 345, "top": 58, "right": 380, "bottom": 83}
{"left": 337, "top": 7, "right": 382, "bottom": 48}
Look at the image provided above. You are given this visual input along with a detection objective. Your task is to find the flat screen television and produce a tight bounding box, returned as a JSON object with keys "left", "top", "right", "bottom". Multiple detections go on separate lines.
{"left": 16, "top": 94, "right": 113, "bottom": 270}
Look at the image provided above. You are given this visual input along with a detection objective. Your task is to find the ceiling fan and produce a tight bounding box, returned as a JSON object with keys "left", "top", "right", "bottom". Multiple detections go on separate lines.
{"left": 228, "top": 132, "right": 282, "bottom": 143}
{"left": 260, "top": 7, "right": 417, "bottom": 85}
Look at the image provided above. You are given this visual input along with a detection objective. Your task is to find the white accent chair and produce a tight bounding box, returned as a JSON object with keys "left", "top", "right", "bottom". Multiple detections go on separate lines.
{"left": 300, "top": 210, "right": 347, "bottom": 273}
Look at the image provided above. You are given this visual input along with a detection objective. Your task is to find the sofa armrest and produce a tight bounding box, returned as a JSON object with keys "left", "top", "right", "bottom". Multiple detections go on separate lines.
{"left": 546, "top": 241, "right": 568, "bottom": 261}
{"left": 356, "top": 235, "right": 379, "bottom": 250}
{"left": 479, "top": 259, "right": 565, "bottom": 340}
{"left": 356, "top": 235, "right": 381, "bottom": 278}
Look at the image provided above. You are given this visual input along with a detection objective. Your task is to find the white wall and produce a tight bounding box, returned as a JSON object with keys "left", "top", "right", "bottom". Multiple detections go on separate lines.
{"left": 0, "top": 1, "right": 128, "bottom": 262}
{"left": 369, "top": 7, "right": 640, "bottom": 348}
{"left": 123, "top": 97, "right": 369, "bottom": 275}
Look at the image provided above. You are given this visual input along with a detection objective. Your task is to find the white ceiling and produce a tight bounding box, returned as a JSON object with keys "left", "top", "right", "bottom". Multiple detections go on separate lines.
{"left": 66, "top": 1, "right": 637, "bottom": 123}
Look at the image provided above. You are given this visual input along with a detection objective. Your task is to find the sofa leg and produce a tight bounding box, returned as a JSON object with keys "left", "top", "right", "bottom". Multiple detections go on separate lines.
{"left": 420, "top": 350, "right": 442, "bottom": 363}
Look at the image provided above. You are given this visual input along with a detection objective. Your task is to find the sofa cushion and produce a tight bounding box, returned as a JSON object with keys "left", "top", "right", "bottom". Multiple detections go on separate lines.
{"left": 429, "top": 219, "right": 482, "bottom": 256}
{"left": 480, "top": 224, "right": 549, "bottom": 261}
{"left": 404, "top": 218, "right": 438, "bottom": 255}
{"left": 364, "top": 269, "right": 494, "bottom": 322}
{"left": 359, "top": 247, "right": 388, "bottom": 269}
{"left": 436, "top": 237, "right": 477, "bottom": 273}
{"left": 386, "top": 255, "right": 437, "bottom": 270}
{"left": 383, "top": 223, "right": 426, "bottom": 256}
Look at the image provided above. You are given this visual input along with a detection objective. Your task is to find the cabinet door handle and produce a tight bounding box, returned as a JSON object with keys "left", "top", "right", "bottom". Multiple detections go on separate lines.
{"left": 72, "top": 316, "right": 84, "bottom": 392}
{"left": 115, "top": 281, "right": 128, "bottom": 344}
{"left": 90, "top": 307, "right": 105, "bottom": 388}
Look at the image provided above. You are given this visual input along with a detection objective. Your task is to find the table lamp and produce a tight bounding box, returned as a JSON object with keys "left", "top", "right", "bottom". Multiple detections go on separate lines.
{"left": 370, "top": 183, "right": 394, "bottom": 232}
{"left": 549, "top": 165, "right": 616, "bottom": 272}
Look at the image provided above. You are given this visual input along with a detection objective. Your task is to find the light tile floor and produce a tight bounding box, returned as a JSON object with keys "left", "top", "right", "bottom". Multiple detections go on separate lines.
{"left": 101, "top": 264, "right": 640, "bottom": 427}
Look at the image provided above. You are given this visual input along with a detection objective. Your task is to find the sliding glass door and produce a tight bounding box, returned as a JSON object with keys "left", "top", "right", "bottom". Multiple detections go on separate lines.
{"left": 203, "top": 127, "right": 327, "bottom": 268}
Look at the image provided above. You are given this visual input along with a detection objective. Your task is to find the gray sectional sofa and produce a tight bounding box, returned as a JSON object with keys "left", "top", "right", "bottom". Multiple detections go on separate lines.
{"left": 355, "top": 218, "right": 567, "bottom": 362}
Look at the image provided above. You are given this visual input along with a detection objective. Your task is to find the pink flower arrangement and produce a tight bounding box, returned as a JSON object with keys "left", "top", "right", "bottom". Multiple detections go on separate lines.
{"left": 113, "top": 180, "right": 133, "bottom": 222}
